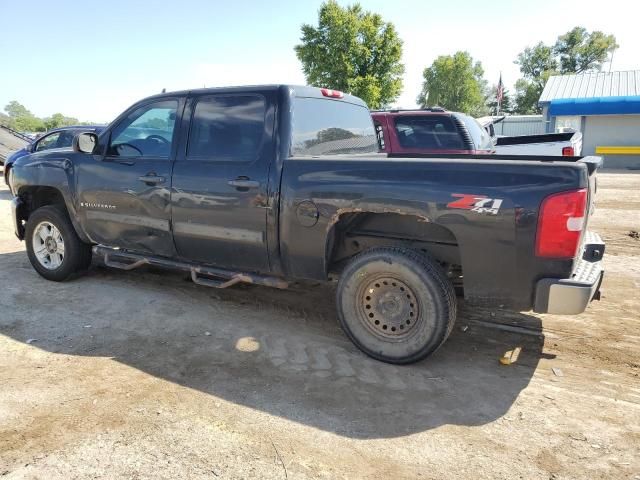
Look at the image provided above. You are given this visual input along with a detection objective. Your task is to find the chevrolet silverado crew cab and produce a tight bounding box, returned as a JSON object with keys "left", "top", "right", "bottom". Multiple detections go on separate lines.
{"left": 9, "top": 85, "right": 605, "bottom": 364}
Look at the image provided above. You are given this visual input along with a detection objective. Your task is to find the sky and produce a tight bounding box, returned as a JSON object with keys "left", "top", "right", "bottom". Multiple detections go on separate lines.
{"left": 0, "top": 0, "right": 637, "bottom": 122}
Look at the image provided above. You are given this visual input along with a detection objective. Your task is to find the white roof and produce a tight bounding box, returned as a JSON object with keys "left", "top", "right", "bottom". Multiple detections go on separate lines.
{"left": 539, "top": 70, "right": 640, "bottom": 103}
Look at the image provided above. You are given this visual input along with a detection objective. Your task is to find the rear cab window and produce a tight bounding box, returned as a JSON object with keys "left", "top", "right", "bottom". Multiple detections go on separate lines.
{"left": 392, "top": 115, "right": 464, "bottom": 150}
{"left": 291, "top": 98, "right": 377, "bottom": 156}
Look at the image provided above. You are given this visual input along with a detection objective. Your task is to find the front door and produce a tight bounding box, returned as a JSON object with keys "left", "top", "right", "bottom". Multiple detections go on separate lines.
{"left": 171, "top": 93, "right": 273, "bottom": 272}
{"left": 76, "top": 97, "right": 182, "bottom": 257}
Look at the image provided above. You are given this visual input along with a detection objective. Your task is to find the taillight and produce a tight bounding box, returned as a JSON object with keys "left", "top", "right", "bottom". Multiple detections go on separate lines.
{"left": 321, "top": 88, "right": 344, "bottom": 99}
{"left": 562, "top": 146, "right": 575, "bottom": 156}
{"left": 536, "top": 189, "right": 587, "bottom": 258}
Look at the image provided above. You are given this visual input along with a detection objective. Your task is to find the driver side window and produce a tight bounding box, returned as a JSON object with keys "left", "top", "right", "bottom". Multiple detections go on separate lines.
{"left": 108, "top": 100, "right": 178, "bottom": 158}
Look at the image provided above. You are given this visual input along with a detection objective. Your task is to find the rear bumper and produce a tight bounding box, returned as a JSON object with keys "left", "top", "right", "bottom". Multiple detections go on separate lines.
{"left": 534, "top": 232, "right": 604, "bottom": 315}
{"left": 11, "top": 196, "right": 26, "bottom": 240}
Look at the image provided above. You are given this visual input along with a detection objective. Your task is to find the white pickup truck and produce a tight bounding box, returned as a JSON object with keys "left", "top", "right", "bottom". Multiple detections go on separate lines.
{"left": 478, "top": 117, "right": 583, "bottom": 157}
{"left": 494, "top": 131, "right": 583, "bottom": 156}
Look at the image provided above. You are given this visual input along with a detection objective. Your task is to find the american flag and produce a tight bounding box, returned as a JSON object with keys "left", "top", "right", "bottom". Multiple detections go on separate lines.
{"left": 496, "top": 74, "right": 504, "bottom": 105}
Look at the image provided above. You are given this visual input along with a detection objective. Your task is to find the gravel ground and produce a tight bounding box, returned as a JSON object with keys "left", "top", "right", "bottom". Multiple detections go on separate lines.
{"left": 0, "top": 170, "right": 638, "bottom": 480}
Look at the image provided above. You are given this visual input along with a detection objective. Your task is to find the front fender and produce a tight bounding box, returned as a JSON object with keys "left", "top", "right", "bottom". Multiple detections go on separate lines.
{"left": 12, "top": 152, "right": 91, "bottom": 244}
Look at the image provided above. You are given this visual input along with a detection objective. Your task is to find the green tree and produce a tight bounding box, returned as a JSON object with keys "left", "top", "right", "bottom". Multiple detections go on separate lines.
{"left": 3, "top": 101, "right": 45, "bottom": 132}
{"left": 513, "top": 43, "right": 557, "bottom": 114}
{"left": 513, "top": 27, "right": 618, "bottom": 113}
{"left": 417, "top": 51, "right": 488, "bottom": 116}
{"left": 554, "top": 27, "right": 618, "bottom": 74}
{"left": 515, "top": 42, "right": 558, "bottom": 82}
{"left": 43, "top": 113, "right": 80, "bottom": 130}
{"left": 513, "top": 79, "right": 545, "bottom": 114}
{"left": 5, "top": 101, "right": 32, "bottom": 119}
{"left": 294, "top": 0, "right": 404, "bottom": 109}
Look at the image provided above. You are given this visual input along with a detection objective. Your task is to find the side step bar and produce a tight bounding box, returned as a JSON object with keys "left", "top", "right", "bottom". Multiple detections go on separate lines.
{"left": 93, "top": 245, "right": 289, "bottom": 290}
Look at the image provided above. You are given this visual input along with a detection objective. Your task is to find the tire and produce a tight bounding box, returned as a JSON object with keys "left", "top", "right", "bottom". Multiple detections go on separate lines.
{"left": 336, "top": 247, "right": 456, "bottom": 364}
{"left": 25, "top": 205, "right": 92, "bottom": 282}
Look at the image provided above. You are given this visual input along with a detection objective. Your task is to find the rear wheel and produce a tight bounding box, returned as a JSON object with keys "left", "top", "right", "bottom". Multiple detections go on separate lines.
{"left": 25, "top": 205, "right": 92, "bottom": 281}
{"left": 336, "top": 247, "right": 456, "bottom": 364}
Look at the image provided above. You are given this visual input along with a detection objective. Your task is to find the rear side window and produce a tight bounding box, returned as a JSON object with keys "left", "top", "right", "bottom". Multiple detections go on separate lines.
{"left": 393, "top": 115, "right": 464, "bottom": 150}
{"left": 292, "top": 98, "right": 377, "bottom": 156}
{"left": 460, "top": 115, "right": 494, "bottom": 151}
{"left": 188, "top": 95, "right": 266, "bottom": 160}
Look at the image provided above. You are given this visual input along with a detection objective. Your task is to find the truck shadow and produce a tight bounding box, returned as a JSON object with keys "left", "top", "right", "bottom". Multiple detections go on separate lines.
{"left": 0, "top": 251, "right": 545, "bottom": 439}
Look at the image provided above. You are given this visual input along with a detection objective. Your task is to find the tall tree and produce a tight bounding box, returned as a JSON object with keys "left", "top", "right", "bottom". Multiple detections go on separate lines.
{"left": 3, "top": 101, "right": 45, "bottom": 132}
{"left": 554, "top": 27, "right": 618, "bottom": 74}
{"left": 5, "top": 101, "right": 32, "bottom": 120}
{"left": 513, "top": 27, "right": 618, "bottom": 113}
{"left": 295, "top": 0, "right": 404, "bottom": 109}
{"left": 515, "top": 42, "right": 558, "bottom": 81}
{"left": 513, "top": 78, "right": 545, "bottom": 114}
{"left": 513, "top": 42, "right": 558, "bottom": 113}
{"left": 43, "top": 113, "right": 80, "bottom": 130}
{"left": 417, "top": 51, "right": 488, "bottom": 116}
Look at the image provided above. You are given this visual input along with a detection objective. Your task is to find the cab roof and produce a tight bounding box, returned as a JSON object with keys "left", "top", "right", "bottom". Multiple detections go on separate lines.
{"left": 142, "top": 85, "right": 368, "bottom": 108}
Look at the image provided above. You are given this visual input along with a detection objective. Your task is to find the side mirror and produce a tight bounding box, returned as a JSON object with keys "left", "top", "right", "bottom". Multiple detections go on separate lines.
{"left": 73, "top": 132, "right": 98, "bottom": 154}
{"left": 25, "top": 142, "right": 35, "bottom": 153}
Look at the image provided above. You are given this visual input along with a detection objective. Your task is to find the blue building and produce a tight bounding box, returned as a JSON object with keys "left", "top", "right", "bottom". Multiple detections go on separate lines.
{"left": 539, "top": 70, "right": 640, "bottom": 169}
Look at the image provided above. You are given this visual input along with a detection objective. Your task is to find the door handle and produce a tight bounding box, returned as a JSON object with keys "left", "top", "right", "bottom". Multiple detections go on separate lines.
{"left": 138, "top": 174, "right": 166, "bottom": 185}
{"left": 228, "top": 177, "right": 260, "bottom": 189}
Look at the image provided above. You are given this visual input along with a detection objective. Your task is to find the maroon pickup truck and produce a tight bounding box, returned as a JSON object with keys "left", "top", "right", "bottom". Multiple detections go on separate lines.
{"left": 372, "top": 109, "right": 495, "bottom": 155}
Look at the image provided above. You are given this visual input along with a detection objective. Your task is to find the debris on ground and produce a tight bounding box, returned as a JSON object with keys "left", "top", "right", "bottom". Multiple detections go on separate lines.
{"left": 628, "top": 230, "right": 639, "bottom": 240}
{"left": 552, "top": 367, "right": 564, "bottom": 377}
{"left": 499, "top": 347, "right": 522, "bottom": 365}
{"left": 26, "top": 338, "right": 37, "bottom": 344}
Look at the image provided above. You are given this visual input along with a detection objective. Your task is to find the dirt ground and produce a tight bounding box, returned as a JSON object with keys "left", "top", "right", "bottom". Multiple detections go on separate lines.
{"left": 0, "top": 170, "right": 638, "bottom": 480}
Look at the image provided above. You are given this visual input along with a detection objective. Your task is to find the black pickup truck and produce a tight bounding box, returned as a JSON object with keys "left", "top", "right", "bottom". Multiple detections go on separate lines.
{"left": 8, "top": 85, "right": 605, "bottom": 364}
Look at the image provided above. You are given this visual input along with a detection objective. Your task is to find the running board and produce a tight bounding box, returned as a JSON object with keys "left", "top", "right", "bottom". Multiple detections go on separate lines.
{"left": 93, "top": 246, "right": 289, "bottom": 290}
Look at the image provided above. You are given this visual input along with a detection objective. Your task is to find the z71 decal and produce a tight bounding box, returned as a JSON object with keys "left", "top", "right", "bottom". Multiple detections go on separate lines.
{"left": 447, "top": 194, "right": 503, "bottom": 215}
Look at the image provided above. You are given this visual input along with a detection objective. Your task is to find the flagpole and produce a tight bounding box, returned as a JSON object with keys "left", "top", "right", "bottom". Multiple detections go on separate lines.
{"left": 497, "top": 72, "right": 502, "bottom": 116}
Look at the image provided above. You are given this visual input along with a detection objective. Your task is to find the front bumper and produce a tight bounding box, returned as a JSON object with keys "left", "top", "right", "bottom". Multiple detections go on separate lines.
{"left": 11, "top": 196, "right": 26, "bottom": 240}
{"left": 534, "top": 232, "right": 604, "bottom": 315}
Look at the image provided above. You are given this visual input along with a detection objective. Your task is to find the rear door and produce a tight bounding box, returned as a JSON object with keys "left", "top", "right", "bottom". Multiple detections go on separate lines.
{"left": 170, "top": 92, "right": 275, "bottom": 272}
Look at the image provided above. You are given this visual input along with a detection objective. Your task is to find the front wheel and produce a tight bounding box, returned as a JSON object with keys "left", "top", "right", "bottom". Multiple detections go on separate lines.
{"left": 25, "top": 205, "right": 92, "bottom": 282}
{"left": 336, "top": 247, "right": 457, "bottom": 364}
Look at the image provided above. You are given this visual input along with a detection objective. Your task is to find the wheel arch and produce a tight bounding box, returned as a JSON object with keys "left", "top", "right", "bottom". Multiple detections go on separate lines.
{"left": 325, "top": 211, "right": 462, "bottom": 283}
{"left": 16, "top": 185, "right": 90, "bottom": 243}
